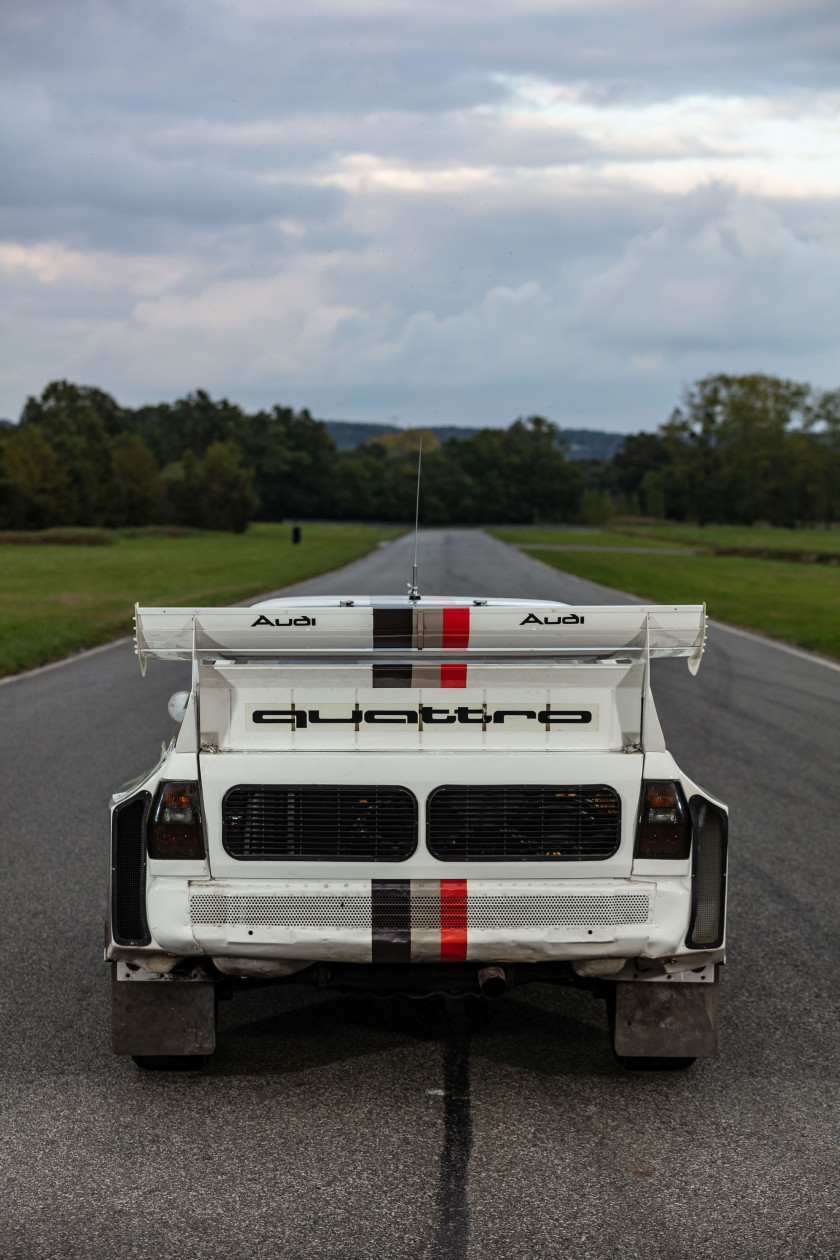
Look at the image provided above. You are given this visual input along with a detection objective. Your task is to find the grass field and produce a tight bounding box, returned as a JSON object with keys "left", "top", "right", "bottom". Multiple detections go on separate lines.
{"left": 0, "top": 522, "right": 400, "bottom": 677}
{"left": 489, "top": 526, "right": 840, "bottom": 660}
{"left": 490, "top": 527, "right": 681, "bottom": 549}
{"left": 612, "top": 523, "right": 840, "bottom": 554}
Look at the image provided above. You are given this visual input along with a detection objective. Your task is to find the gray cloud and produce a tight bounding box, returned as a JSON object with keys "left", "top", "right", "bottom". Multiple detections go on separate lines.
{"left": 7, "top": 1, "right": 840, "bottom": 105}
{"left": 0, "top": 0, "right": 839, "bottom": 427}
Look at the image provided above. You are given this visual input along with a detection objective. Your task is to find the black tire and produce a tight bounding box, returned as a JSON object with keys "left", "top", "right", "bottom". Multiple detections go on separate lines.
{"left": 616, "top": 1055, "right": 696, "bottom": 1072}
{"left": 132, "top": 1055, "right": 208, "bottom": 1071}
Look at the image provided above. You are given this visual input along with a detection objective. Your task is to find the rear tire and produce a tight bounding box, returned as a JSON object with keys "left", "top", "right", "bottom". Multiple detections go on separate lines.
{"left": 132, "top": 1054, "right": 208, "bottom": 1071}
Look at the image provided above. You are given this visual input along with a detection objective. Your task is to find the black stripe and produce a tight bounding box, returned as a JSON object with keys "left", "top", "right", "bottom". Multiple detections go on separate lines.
{"left": 371, "top": 879, "right": 411, "bottom": 962}
{"left": 373, "top": 664, "right": 413, "bottom": 688}
{"left": 373, "top": 608, "right": 414, "bottom": 648}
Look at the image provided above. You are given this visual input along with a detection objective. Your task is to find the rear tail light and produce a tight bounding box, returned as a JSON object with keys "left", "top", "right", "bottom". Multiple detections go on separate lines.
{"left": 635, "top": 780, "right": 691, "bottom": 859}
{"left": 148, "top": 781, "right": 206, "bottom": 859}
{"left": 686, "top": 796, "right": 728, "bottom": 948}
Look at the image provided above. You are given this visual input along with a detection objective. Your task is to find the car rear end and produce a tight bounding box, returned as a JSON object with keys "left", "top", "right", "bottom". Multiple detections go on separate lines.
{"left": 108, "top": 597, "right": 727, "bottom": 1067}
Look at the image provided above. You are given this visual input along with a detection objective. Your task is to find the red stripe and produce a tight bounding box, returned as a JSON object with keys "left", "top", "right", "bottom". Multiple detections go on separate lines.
{"left": 440, "top": 879, "right": 468, "bottom": 961}
{"left": 441, "top": 607, "right": 470, "bottom": 649}
{"left": 440, "top": 664, "right": 467, "bottom": 688}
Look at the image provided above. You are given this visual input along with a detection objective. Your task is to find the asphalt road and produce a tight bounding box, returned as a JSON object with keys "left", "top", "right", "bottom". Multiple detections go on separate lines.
{"left": 2, "top": 528, "right": 840, "bottom": 1259}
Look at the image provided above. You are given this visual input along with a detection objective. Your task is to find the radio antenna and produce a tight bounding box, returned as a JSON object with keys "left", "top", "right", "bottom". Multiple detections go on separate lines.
{"left": 407, "top": 434, "right": 423, "bottom": 602}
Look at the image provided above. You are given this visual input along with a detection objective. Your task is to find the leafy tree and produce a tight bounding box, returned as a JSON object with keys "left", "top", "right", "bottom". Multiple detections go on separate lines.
{"left": 7, "top": 373, "right": 840, "bottom": 534}
{"left": 440, "top": 417, "right": 582, "bottom": 523}
{"left": 811, "top": 389, "right": 840, "bottom": 526}
{"left": 196, "top": 441, "right": 256, "bottom": 533}
{"left": 612, "top": 433, "right": 672, "bottom": 516}
{"left": 162, "top": 450, "right": 202, "bottom": 528}
{"left": 110, "top": 434, "right": 164, "bottom": 526}
{"left": 19, "top": 381, "right": 126, "bottom": 525}
{"left": 665, "top": 374, "right": 812, "bottom": 526}
{"left": 134, "top": 390, "right": 248, "bottom": 466}
{"left": 0, "top": 425, "right": 76, "bottom": 528}
{"left": 246, "top": 406, "right": 337, "bottom": 520}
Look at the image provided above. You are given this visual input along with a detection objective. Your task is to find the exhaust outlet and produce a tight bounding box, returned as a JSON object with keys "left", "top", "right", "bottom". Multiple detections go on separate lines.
{"left": 478, "top": 965, "right": 508, "bottom": 998}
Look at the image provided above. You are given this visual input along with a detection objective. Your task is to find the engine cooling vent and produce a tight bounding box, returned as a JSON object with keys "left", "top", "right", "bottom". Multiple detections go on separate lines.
{"left": 111, "top": 792, "right": 151, "bottom": 946}
{"left": 222, "top": 786, "right": 418, "bottom": 862}
{"left": 427, "top": 785, "right": 622, "bottom": 862}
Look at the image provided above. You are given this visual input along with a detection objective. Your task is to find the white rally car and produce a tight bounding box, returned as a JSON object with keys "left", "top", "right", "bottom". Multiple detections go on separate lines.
{"left": 108, "top": 595, "right": 727, "bottom": 1070}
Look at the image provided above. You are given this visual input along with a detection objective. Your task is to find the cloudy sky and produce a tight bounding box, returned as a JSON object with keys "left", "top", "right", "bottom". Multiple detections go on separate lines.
{"left": 1, "top": 0, "right": 838, "bottom": 431}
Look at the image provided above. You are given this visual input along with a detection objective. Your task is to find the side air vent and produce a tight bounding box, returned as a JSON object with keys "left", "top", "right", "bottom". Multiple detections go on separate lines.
{"left": 427, "top": 785, "right": 622, "bottom": 862}
{"left": 222, "top": 786, "right": 418, "bottom": 861}
{"left": 110, "top": 792, "right": 151, "bottom": 946}
{"left": 686, "top": 796, "right": 728, "bottom": 949}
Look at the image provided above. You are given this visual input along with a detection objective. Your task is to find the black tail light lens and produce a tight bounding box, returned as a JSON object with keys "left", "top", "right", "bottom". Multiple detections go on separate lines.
{"left": 634, "top": 780, "right": 691, "bottom": 859}
{"left": 148, "top": 781, "right": 206, "bottom": 859}
{"left": 686, "top": 796, "right": 728, "bottom": 948}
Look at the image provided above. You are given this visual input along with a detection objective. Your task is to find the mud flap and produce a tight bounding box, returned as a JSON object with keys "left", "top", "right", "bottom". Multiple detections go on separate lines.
{"left": 613, "top": 977, "right": 718, "bottom": 1059}
{"left": 111, "top": 968, "right": 216, "bottom": 1056}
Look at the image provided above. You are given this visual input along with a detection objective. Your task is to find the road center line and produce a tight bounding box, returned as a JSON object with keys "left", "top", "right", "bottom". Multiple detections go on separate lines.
{"left": 434, "top": 997, "right": 473, "bottom": 1260}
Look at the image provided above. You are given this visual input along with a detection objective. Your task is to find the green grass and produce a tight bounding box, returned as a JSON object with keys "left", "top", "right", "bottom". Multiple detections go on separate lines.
{"left": 613, "top": 523, "right": 840, "bottom": 554}
{"left": 514, "top": 546, "right": 840, "bottom": 659}
{"left": 491, "top": 527, "right": 681, "bottom": 549}
{"left": 0, "top": 522, "right": 400, "bottom": 677}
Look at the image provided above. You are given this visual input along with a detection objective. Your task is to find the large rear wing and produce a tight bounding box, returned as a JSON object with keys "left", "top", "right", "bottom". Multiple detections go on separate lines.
{"left": 135, "top": 602, "right": 706, "bottom": 674}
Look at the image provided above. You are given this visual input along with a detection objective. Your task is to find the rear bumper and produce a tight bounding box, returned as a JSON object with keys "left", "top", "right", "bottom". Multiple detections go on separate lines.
{"left": 144, "top": 874, "right": 704, "bottom": 964}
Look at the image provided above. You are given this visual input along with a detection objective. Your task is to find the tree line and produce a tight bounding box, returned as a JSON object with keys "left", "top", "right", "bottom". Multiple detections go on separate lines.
{"left": 1, "top": 374, "right": 839, "bottom": 532}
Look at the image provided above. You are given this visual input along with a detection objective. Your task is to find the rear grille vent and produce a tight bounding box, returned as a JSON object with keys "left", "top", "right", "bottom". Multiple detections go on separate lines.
{"left": 111, "top": 792, "right": 151, "bottom": 946}
{"left": 427, "top": 785, "right": 621, "bottom": 862}
{"left": 222, "top": 786, "right": 418, "bottom": 862}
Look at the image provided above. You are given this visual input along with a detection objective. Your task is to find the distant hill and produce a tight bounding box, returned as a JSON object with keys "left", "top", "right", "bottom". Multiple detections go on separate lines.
{"left": 323, "top": 420, "right": 625, "bottom": 461}
{"left": 323, "top": 421, "right": 402, "bottom": 449}
{"left": 550, "top": 428, "right": 627, "bottom": 461}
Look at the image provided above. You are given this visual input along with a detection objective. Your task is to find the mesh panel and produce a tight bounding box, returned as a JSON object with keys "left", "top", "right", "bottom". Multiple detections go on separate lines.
{"left": 467, "top": 893, "right": 649, "bottom": 927}
{"left": 222, "top": 785, "right": 417, "bottom": 861}
{"left": 191, "top": 894, "right": 371, "bottom": 928}
{"left": 111, "top": 793, "right": 151, "bottom": 946}
{"left": 190, "top": 891, "right": 650, "bottom": 929}
{"left": 427, "top": 785, "right": 621, "bottom": 861}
